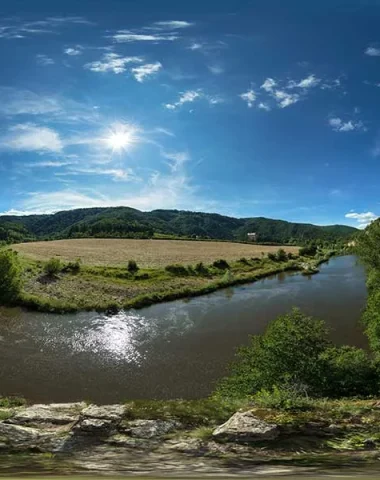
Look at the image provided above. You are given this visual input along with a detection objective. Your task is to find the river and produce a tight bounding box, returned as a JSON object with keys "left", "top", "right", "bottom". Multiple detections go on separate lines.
{"left": 0, "top": 255, "right": 367, "bottom": 403}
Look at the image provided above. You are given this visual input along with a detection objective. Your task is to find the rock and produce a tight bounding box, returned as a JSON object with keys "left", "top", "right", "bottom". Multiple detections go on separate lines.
{"left": 0, "top": 422, "right": 69, "bottom": 452}
{"left": 121, "top": 419, "right": 180, "bottom": 439}
{"left": 10, "top": 403, "right": 85, "bottom": 425}
{"left": 212, "top": 411, "right": 279, "bottom": 443}
{"left": 166, "top": 438, "right": 205, "bottom": 454}
{"left": 73, "top": 418, "right": 115, "bottom": 436}
{"left": 105, "top": 434, "right": 150, "bottom": 448}
{"left": 82, "top": 404, "right": 125, "bottom": 421}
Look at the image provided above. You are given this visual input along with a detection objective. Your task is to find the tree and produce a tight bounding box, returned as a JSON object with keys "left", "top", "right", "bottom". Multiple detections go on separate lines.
{"left": 216, "top": 308, "right": 331, "bottom": 397}
{"left": 127, "top": 260, "right": 139, "bottom": 274}
{"left": 355, "top": 219, "right": 380, "bottom": 270}
{"left": 0, "top": 250, "right": 22, "bottom": 303}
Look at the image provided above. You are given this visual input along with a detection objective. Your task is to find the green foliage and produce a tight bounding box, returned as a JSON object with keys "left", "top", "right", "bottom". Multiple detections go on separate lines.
{"left": 0, "top": 207, "right": 357, "bottom": 244}
{"left": 253, "top": 385, "right": 314, "bottom": 410}
{"left": 0, "top": 250, "right": 22, "bottom": 303}
{"left": 43, "top": 257, "right": 62, "bottom": 276}
{"left": 299, "top": 245, "right": 318, "bottom": 257}
{"left": 165, "top": 263, "right": 189, "bottom": 276}
{"left": 0, "top": 396, "right": 26, "bottom": 408}
{"left": 216, "top": 308, "right": 331, "bottom": 398}
{"left": 213, "top": 259, "right": 230, "bottom": 269}
{"left": 194, "top": 262, "right": 209, "bottom": 276}
{"left": 355, "top": 219, "right": 380, "bottom": 270}
{"left": 127, "top": 259, "right": 139, "bottom": 274}
{"left": 61, "top": 258, "right": 81, "bottom": 273}
{"left": 267, "top": 252, "right": 277, "bottom": 261}
{"left": 238, "top": 257, "right": 249, "bottom": 264}
{"left": 276, "top": 248, "right": 288, "bottom": 262}
{"left": 320, "top": 346, "right": 379, "bottom": 397}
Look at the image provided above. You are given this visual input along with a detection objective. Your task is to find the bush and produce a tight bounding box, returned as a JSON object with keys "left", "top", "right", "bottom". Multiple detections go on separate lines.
{"left": 216, "top": 308, "right": 331, "bottom": 398}
{"left": 238, "top": 257, "right": 249, "bottom": 265}
{"left": 213, "top": 259, "right": 230, "bottom": 270}
{"left": 0, "top": 250, "right": 22, "bottom": 303}
{"left": 300, "top": 245, "right": 318, "bottom": 257}
{"left": 276, "top": 249, "right": 288, "bottom": 262}
{"left": 127, "top": 260, "right": 139, "bottom": 274}
{"left": 165, "top": 264, "right": 189, "bottom": 276}
{"left": 267, "top": 252, "right": 277, "bottom": 261}
{"left": 62, "top": 258, "right": 81, "bottom": 273}
{"left": 320, "top": 346, "right": 379, "bottom": 397}
{"left": 253, "top": 385, "right": 313, "bottom": 411}
{"left": 44, "top": 257, "right": 62, "bottom": 276}
{"left": 195, "top": 262, "right": 209, "bottom": 276}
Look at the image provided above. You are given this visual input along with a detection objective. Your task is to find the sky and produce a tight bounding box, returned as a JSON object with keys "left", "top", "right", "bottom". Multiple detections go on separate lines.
{"left": 1, "top": 0, "right": 380, "bottom": 228}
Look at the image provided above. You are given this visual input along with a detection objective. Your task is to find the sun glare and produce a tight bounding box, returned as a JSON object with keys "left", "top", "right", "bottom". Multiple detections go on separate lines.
{"left": 104, "top": 123, "right": 138, "bottom": 152}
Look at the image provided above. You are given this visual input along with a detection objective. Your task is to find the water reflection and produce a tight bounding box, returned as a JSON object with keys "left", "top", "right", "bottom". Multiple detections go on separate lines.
{"left": 0, "top": 255, "right": 368, "bottom": 403}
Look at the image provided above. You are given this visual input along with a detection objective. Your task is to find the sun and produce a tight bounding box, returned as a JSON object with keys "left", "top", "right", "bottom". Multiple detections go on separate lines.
{"left": 104, "top": 123, "right": 138, "bottom": 152}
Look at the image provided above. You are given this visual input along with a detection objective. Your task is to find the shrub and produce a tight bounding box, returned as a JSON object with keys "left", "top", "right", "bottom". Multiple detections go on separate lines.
{"left": 238, "top": 257, "right": 249, "bottom": 265}
{"left": 300, "top": 245, "right": 318, "bottom": 257}
{"left": 320, "top": 346, "right": 379, "bottom": 397}
{"left": 276, "top": 249, "right": 288, "bottom": 262}
{"left": 267, "top": 252, "right": 277, "bottom": 261}
{"left": 0, "top": 250, "right": 22, "bottom": 303}
{"left": 127, "top": 260, "right": 139, "bottom": 274}
{"left": 195, "top": 262, "right": 209, "bottom": 276}
{"left": 62, "top": 258, "right": 81, "bottom": 273}
{"left": 216, "top": 308, "right": 331, "bottom": 398}
{"left": 165, "top": 264, "right": 189, "bottom": 276}
{"left": 221, "top": 269, "right": 234, "bottom": 283}
{"left": 44, "top": 257, "right": 62, "bottom": 276}
{"left": 253, "top": 386, "right": 313, "bottom": 411}
{"left": 213, "top": 259, "right": 230, "bottom": 270}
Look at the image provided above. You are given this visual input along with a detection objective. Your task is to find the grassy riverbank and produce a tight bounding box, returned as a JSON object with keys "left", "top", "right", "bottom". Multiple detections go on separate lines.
{"left": 0, "top": 240, "right": 338, "bottom": 313}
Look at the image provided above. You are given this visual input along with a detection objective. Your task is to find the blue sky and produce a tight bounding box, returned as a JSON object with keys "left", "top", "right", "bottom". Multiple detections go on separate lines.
{"left": 1, "top": 0, "right": 380, "bottom": 228}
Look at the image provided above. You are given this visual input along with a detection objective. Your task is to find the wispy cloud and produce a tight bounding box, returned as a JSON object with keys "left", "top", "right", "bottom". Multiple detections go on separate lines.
{"left": 57, "top": 167, "right": 136, "bottom": 182}
{"left": 165, "top": 90, "right": 202, "bottom": 110}
{"left": 36, "top": 54, "right": 54, "bottom": 66}
{"left": 85, "top": 53, "right": 143, "bottom": 74}
{"left": 0, "top": 16, "right": 94, "bottom": 39}
{"left": 261, "top": 78, "right": 277, "bottom": 92}
{"left": 111, "top": 31, "right": 179, "bottom": 43}
{"left": 208, "top": 64, "right": 224, "bottom": 75}
{"left": 64, "top": 46, "right": 83, "bottom": 56}
{"left": 161, "top": 151, "right": 190, "bottom": 172}
{"left": 345, "top": 211, "right": 378, "bottom": 228}
{"left": 188, "top": 42, "right": 203, "bottom": 50}
{"left": 258, "top": 102, "right": 271, "bottom": 111}
{"left": 288, "top": 74, "right": 321, "bottom": 89}
{"left": 365, "top": 46, "right": 380, "bottom": 56}
{"left": 154, "top": 127, "right": 175, "bottom": 137}
{"left": 131, "top": 62, "right": 162, "bottom": 82}
{"left": 273, "top": 89, "right": 300, "bottom": 108}
{"left": 151, "top": 21, "right": 194, "bottom": 29}
{"left": 259, "top": 75, "right": 321, "bottom": 108}
{"left": 328, "top": 117, "right": 366, "bottom": 132}
{"left": 0, "top": 124, "right": 63, "bottom": 153}
{"left": 239, "top": 89, "right": 256, "bottom": 108}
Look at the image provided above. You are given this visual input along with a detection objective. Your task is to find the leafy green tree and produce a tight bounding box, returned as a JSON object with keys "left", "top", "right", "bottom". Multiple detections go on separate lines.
{"left": 0, "top": 250, "right": 22, "bottom": 303}
{"left": 216, "top": 308, "right": 330, "bottom": 398}
{"left": 127, "top": 260, "right": 139, "bottom": 274}
{"left": 320, "top": 346, "right": 378, "bottom": 397}
{"left": 355, "top": 219, "right": 380, "bottom": 270}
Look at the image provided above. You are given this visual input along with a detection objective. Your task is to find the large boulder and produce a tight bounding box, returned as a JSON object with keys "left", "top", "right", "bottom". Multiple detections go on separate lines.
{"left": 10, "top": 403, "right": 85, "bottom": 425}
{"left": 212, "top": 411, "right": 279, "bottom": 443}
{"left": 82, "top": 404, "right": 125, "bottom": 421}
{"left": 0, "top": 423, "right": 69, "bottom": 452}
{"left": 73, "top": 418, "right": 116, "bottom": 436}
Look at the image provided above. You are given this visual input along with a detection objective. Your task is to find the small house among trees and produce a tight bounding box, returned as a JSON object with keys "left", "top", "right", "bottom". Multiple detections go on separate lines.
{"left": 247, "top": 232, "right": 257, "bottom": 242}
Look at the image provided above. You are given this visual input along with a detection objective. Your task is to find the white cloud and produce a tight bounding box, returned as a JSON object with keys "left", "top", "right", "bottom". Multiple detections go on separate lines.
{"left": 345, "top": 211, "right": 378, "bottom": 228}
{"left": 207, "top": 95, "right": 224, "bottom": 105}
{"left": 162, "top": 151, "right": 190, "bottom": 172}
{"left": 165, "top": 90, "right": 202, "bottom": 110}
{"left": 273, "top": 90, "right": 300, "bottom": 108}
{"left": 0, "top": 16, "right": 94, "bottom": 39}
{"left": 131, "top": 62, "right": 162, "bottom": 82}
{"left": 189, "top": 42, "right": 202, "bottom": 50}
{"left": 0, "top": 124, "right": 63, "bottom": 152}
{"left": 36, "top": 54, "right": 54, "bottom": 66}
{"left": 64, "top": 46, "right": 83, "bottom": 56}
{"left": 365, "top": 47, "right": 380, "bottom": 56}
{"left": 258, "top": 102, "right": 271, "bottom": 111}
{"left": 59, "top": 167, "right": 135, "bottom": 182}
{"left": 85, "top": 53, "right": 143, "bottom": 74}
{"left": 111, "top": 31, "right": 178, "bottom": 43}
{"left": 152, "top": 21, "right": 194, "bottom": 29}
{"left": 239, "top": 89, "right": 256, "bottom": 108}
{"left": 288, "top": 74, "right": 321, "bottom": 89}
{"left": 208, "top": 64, "right": 224, "bottom": 75}
{"left": 328, "top": 117, "right": 365, "bottom": 132}
{"left": 154, "top": 127, "right": 175, "bottom": 137}
{"left": 261, "top": 78, "right": 277, "bottom": 92}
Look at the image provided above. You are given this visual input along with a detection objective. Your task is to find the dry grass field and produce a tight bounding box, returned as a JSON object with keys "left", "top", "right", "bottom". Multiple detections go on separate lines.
{"left": 13, "top": 238, "right": 299, "bottom": 268}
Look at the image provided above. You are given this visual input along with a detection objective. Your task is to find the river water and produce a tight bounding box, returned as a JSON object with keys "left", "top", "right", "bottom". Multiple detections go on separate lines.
{"left": 0, "top": 255, "right": 367, "bottom": 404}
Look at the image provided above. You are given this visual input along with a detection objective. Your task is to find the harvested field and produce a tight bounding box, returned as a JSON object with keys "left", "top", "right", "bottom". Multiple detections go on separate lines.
{"left": 13, "top": 238, "right": 299, "bottom": 268}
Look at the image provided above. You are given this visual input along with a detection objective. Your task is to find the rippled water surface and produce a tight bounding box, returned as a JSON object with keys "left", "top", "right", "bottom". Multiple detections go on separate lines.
{"left": 0, "top": 255, "right": 367, "bottom": 403}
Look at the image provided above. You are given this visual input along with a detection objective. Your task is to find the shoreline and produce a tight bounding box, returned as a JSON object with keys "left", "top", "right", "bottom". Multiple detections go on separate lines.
{"left": 6, "top": 253, "right": 335, "bottom": 315}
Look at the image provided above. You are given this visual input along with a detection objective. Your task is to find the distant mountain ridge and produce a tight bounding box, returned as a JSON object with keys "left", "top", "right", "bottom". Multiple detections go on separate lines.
{"left": 0, "top": 207, "right": 358, "bottom": 245}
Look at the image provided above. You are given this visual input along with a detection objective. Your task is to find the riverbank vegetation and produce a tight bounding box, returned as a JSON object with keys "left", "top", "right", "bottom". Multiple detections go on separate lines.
{"left": 0, "top": 241, "right": 336, "bottom": 313}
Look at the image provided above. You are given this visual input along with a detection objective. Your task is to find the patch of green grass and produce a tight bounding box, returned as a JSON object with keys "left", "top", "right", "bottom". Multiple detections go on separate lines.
{"left": 0, "top": 396, "right": 26, "bottom": 408}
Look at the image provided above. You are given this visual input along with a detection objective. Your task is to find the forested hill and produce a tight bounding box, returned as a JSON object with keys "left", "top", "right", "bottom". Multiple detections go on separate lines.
{"left": 0, "top": 207, "right": 358, "bottom": 245}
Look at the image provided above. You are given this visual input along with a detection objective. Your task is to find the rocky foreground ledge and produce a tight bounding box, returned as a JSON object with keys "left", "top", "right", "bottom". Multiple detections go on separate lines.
{"left": 1, "top": 402, "right": 380, "bottom": 476}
